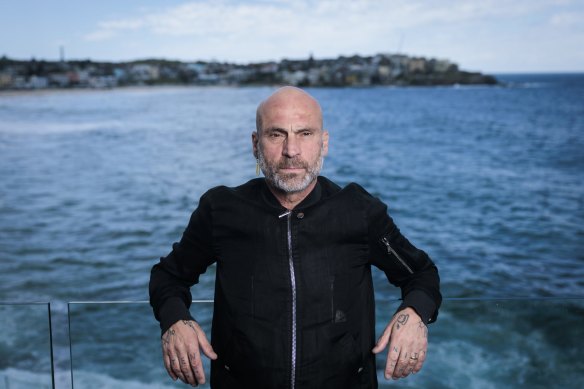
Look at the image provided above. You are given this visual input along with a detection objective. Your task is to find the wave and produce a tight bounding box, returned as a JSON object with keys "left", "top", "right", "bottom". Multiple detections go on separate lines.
{"left": 0, "top": 368, "right": 183, "bottom": 389}
{"left": 0, "top": 120, "right": 124, "bottom": 135}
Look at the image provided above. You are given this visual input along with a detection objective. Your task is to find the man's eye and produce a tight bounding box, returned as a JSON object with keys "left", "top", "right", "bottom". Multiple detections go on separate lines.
{"left": 269, "top": 133, "right": 283, "bottom": 138}
{"left": 302, "top": 132, "right": 312, "bottom": 136}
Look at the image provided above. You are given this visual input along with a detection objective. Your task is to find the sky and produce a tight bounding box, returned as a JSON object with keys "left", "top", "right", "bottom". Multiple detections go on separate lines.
{"left": 1, "top": 0, "right": 583, "bottom": 73}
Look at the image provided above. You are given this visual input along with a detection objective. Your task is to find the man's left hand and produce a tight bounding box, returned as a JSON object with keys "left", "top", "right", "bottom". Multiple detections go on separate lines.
{"left": 372, "top": 307, "right": 428, "bottom": 380}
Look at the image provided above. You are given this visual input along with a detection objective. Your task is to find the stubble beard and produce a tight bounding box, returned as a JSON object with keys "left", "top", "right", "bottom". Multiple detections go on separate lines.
{"left": 257, "top": 147, "right": 324, "bottom": 194}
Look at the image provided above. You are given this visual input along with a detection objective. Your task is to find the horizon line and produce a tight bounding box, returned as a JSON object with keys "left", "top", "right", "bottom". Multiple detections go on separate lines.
{"left": 2, "top": 54, "right": 583, "bottom": 75}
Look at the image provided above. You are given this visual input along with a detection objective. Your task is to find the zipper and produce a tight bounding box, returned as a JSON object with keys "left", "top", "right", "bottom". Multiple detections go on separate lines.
{"left": 251, "top": 275, "right": 254, "bottom": 318}
{"left": 380, "top": 236, "right": 414, "bottom": 274}
{"left": 280, "top": 210, "right": 297, "bottom": 389}
{"left": 330, "top": 276, "right": 334, "bottom": 323}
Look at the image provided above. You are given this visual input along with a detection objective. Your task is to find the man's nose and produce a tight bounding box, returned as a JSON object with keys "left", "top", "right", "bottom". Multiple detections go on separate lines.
{"left": 282, "top": 135, "right": 300, "bottom": 157}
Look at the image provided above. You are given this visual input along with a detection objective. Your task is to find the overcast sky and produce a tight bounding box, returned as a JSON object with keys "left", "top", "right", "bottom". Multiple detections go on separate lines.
{"left": 1, "top": 0, "right": 583, "bottom": 73}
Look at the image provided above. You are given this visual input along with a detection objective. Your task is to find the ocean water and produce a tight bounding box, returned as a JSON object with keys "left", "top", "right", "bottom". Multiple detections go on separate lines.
{"left": 0, "top": 75, "right": 583, "bottom": 388}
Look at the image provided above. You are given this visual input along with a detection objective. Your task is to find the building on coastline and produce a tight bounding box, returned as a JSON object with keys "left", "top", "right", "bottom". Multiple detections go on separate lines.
{"left": 0, "top": 53, "right": 497, "bottom": 90}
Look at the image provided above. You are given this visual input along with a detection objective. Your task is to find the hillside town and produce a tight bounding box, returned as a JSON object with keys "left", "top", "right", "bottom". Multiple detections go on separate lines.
{"left": 0, "top": 53, "right": 497, "bottom": 90}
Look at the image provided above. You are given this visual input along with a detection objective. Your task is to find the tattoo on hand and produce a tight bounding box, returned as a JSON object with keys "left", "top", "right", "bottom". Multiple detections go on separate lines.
{"left": 182, "top": 320, "right": 197, "bottom": 332}
{"left": 395, "top": 313, "right": 409, "bottom": 329}
{"left": 162, "top": 328, "right": 175, "bottom": 346}
{"left": 397, "top": 314, "right": 409, "bottom": 325}
{"left": 418, "top": 322, "right": 428, "bottom": 338}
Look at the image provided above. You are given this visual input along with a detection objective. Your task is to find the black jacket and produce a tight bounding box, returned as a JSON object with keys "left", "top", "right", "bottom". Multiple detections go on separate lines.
{"left": 149, "top": 177, "right": 441, "bottom": 389}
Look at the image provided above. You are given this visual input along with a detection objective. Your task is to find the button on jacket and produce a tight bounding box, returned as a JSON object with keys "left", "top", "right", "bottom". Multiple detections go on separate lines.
{"left": 149, "top": 176, "right": 441, "bottom": 389}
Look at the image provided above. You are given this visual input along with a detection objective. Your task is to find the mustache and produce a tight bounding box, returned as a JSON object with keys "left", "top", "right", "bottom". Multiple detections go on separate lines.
{"left": 278, "top": 159, "right": 308, "bottom": 169}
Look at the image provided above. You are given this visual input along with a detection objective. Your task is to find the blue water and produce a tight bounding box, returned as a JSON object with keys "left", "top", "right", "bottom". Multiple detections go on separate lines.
{"left": 1, "top": 75, "right": 583, "bottom": 388}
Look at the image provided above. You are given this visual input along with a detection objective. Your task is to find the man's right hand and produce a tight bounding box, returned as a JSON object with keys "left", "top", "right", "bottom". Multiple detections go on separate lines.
{"left": 161, "top": 320, "right": 217, "bottom": 386}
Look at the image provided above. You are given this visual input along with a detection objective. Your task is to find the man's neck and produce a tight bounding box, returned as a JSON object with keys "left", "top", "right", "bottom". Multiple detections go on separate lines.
{"left": 266, "top": 180, "right": 318, "bottom": 210}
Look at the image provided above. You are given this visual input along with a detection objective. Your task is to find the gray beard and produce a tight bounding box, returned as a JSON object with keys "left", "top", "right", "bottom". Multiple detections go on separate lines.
{"left": 258, "top": 150, "right": 323, "bottom": 193}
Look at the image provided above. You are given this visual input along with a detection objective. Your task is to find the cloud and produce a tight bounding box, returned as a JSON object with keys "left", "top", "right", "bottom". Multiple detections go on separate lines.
{"left": 84, "top": 0, "right": 539, "bottom": 42}
{"left": 80, "top": 0, "right": 584, "bottom": 70}
{"left": 84, "top": 17, "right": 145, "bottom": 41}
{"left": 85, "top": 30, "right": 116, "bottom": 42}
{"left": 549, "top": 11, "right": 584, "bottom": 27}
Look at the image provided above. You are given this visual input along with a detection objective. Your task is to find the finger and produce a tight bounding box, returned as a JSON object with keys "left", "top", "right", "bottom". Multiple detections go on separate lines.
{"left": 195, "top": 325, "right": 218, "bottom": 360}
{"left": 393, "top": 351, "right": 410, "bottom": 380}
{"left": 404, "top": 354, "right": 417, "bottom": 377}
{"left": 179, "top": 353, "right": 197, "bottom": 386}
{"left": 372, "top": 324, "right": 393, "bottom": 354}
{"left": 188, "top": 334, "right": 205, "bottom": 384}
{"left": 188, "top": 344, "right": 206, "bottom": 385}
{"left": 384, "top": 344, "right": 400, "bottom": 379}
{"left": 169, "top": 353, "right": 186, "bottom": 383}
{"left": 163, "top": 352, "right": 178, "bottom": 381}
{"left": 413, "top": 350, "right": 426, "bottom": 373}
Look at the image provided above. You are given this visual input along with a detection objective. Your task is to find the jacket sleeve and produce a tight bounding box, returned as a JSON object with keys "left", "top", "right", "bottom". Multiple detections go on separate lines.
{"left": 149, "top": 192, "right": 216, "bottom": 335}
{"left": 368, "top": 198, "right": 441, "bottom": 324}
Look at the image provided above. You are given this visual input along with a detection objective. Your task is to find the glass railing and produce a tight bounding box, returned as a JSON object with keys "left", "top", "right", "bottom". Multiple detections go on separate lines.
{"left": 65, "top": 298, "right": 584, "bottom": 389}
{"left": 0, "top": 303, "right": 54, "bottom": 389}
{"left": 1, "top": 299, "right": 581, "bottom": 388}
{"left": 376, "top": 297, "right": 584, "bottom": 388}
{"left": 67, "top": 300, "right": 213, "bottom": 389}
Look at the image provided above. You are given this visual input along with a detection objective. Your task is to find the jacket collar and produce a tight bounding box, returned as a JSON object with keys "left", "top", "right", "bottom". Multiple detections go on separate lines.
{"left": 260, "top": 177, "right": 323, "bottom": 211}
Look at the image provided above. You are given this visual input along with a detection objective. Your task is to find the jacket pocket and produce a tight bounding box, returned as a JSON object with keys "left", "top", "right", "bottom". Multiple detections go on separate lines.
{"left": 379, "top": 236, "right": 414, "bottom": 274}
{"left": 323, "top": 332, "right": 363, "bottom": 385}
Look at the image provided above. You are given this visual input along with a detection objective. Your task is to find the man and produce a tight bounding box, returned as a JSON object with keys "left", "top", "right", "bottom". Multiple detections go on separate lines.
{"left": 149, "top": 86, "right": 441, "bottom": 388}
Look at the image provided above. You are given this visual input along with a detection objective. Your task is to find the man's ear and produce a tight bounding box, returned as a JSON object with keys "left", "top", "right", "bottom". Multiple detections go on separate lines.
{"left": 321, "top": 130, "right": 329, "bottom": 156}
{"left": 252, "top": 131, "right": 258, "bottom": 158}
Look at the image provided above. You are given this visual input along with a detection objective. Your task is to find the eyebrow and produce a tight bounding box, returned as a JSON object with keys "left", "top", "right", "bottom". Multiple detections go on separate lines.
{"left": 263, "top": 126, "right": 318, "bottom": 133}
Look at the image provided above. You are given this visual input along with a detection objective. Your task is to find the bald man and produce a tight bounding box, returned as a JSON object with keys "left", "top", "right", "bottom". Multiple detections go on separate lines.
{"left": 149, "top": 87, "right": 441, "bottom": 388}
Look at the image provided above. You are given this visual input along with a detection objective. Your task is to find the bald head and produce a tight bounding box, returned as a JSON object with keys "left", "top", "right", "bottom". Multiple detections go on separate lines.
{"left": 256, "top": 86, "right": 323, "bottom": 134}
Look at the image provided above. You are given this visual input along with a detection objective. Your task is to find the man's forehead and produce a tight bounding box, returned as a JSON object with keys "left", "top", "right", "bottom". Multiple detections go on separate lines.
{"left": 261, "top": 96, "right": 322, "bottom": 126}
{"left": 262, "top": 106, "right": 321, "bottom": 128}
{"left": 265, "top": 94, "right": 318, "bottom": 111}
{"left": 264, "top": 101, "right": 317, "bottom": 117}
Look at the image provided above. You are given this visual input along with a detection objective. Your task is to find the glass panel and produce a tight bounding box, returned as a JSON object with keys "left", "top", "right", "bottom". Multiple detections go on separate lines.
{"left": 69, "top": 299, "right": 584, "bottom": 388}
{"left": 0, "top": 303, "right": 54, "bottom": 389}
{"left": 68, "top": 301, "right": 213, "bottom": 388}
{"left": 376, "top": 298, "right": 584, "bottom": 388}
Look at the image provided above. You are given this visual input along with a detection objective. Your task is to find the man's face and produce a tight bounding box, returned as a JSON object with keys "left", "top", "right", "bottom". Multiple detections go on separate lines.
{"left": 254, "top": 94, "right": 328, "bottom": 194}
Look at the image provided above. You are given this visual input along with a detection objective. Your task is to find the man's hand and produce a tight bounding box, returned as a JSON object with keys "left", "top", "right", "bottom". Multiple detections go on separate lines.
{"left": 161, "top": 320, "right": 218, "bottom": 386}
{"left": 372, "top": 307, "right": 428, "bottom": 381}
